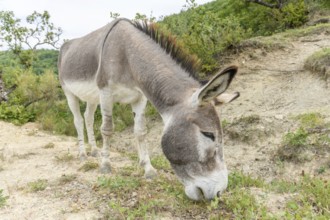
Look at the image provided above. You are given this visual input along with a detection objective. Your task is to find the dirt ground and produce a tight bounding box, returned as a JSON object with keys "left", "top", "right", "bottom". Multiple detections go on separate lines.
{"left": 0, "top": 31, "right": 329, "bottom": 219}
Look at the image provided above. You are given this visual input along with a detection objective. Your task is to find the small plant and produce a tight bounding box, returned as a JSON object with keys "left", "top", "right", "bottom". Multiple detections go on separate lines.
{"left": 284, "top": 127, "right": 308, "bottom": 148}
{"left": 228, "top": 171, "right": 265, "bottom": 190}
{"left": 55, "top": 151, "right": 74, "bottom": 162}
{"left": 283, "top": 176, "right": 330, "bottom": 218}
{"left": 295, "top": 112, "right": 324, "bottom": 128}
{"left": 43, "top": 142, "right": 55, "bottom": 149}
{"left": 97, "top": 176, "right": 141, "bottom": 192}
{"left": 304, "top": 48, "right": 330, "bottom": 79}
{"left": 0, "top": 189, "right": 9, "bottom": 207}
{"left": 220, "top": 189, "right": 268, "bottom": 219}
{"left": 27, "top": 179, "right": 48, "bottom": 192}
{"left": 58, "top": 174, "right": 77, "bottom": 184}
{"left": 277, "top": 127, "right": 309, "bottom": 162}
{"left": 78, "top": 161, "right": 99, "bottom": 172}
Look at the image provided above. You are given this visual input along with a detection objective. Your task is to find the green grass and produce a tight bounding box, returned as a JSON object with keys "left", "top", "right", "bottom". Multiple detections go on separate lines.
{"left": 78, "top": 161, "right": 99, "bottom": 172}
{"left": 304, "top": 47, "right": 330, "bottom": 78}
{"left": 277, "top": 112, "right": 330, "bottom": 162}
{"left": 58, "top": 174, "right": 77, "bottom": 185}
{"left": 27, "top": 179, "right": 48, "bottom": 192}
{"left": 55, "top": 151, "right": 74, "bottom": 162}
{"left": 0, "top": 189, "right": 9, "bottom": 208}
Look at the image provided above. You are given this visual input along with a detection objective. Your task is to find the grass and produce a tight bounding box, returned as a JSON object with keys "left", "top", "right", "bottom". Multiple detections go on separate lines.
{"left": 55, "top": 151, "right": 74, "bottom": 162}
{"left": 78, "top": 161, "right": 99, "bottom": 172}
{"left": 58, "top": 174, "right": 77, "bottom": 184}
{"left": 304, "top": 47, "right": 330, "bottom": 78}
{"left": 27, "top": 179, "right": 48, "bottom": 192}
{"left": 43, "top": 142, "right": 55, "bottom": 149}
{"left": 0, "top": 189, "right": 9, "bottom": 208}
{"left": 277, "top": 112, "right": 330, "bottom": 162}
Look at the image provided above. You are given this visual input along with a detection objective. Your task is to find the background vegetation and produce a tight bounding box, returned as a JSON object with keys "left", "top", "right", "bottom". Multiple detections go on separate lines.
{"left": 1, "top": 0, "right": 328, "bottom": 134}
{"left": 0, "top": 0, "right": 329, "bottom": 216}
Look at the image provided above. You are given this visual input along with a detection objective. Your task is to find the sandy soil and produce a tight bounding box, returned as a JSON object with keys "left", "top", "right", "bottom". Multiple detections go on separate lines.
{"left": 0, "top": 31, "right": 329, "bottom": 219}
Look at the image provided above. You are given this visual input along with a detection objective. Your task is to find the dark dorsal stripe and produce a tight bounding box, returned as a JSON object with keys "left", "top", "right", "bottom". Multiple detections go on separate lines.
{"left": 133, "top": 20, "right": 201, "bottom": 81}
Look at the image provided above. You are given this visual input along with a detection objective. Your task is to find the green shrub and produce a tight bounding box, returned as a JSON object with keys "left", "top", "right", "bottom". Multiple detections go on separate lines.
{"left": 160, "top": 0, "right": 310, "bottom": 74}
{"left": 0, "top": 189, "right": 8, "bottom": 207}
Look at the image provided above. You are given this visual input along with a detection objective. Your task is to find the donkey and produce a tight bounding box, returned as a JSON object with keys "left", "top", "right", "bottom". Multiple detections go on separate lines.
{"left": 58, "top": 18, "right": 239, "bottom": 201}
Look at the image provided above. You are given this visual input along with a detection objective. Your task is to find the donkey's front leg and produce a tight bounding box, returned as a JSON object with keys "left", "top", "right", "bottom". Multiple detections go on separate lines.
{"left": 132, "top": 96, "right": 157, "bottom": 179}
{"left": 99, "top": 89, "right": 114, "bottom": 173}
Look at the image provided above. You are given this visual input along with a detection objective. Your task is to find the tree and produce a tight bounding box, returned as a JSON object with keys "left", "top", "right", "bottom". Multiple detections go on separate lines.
{"left": 0, "top": 10, "right": 62, "bottom": 68}
{"left": 246, "top": 0, "right": 286, "bottom": 9}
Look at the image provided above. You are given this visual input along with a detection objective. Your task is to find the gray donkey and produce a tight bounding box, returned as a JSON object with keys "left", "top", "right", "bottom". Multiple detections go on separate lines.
{"left": 58, "top": 18, "right": 239, "bottom": 201}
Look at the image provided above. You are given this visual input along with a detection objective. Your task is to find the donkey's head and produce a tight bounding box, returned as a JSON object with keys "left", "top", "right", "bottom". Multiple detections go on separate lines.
{"left": 161, "top": 66, "right": 239, "bottom": 201}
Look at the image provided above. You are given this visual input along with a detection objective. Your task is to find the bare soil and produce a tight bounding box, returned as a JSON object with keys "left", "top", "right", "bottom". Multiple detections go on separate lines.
{"left": 0, "top": 31, "right": 330, "bottom": 219}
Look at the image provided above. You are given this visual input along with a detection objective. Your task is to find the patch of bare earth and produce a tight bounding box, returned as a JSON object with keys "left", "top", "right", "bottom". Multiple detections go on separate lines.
{"left": 0, "top": 31, "right": 329, "bottom": 218}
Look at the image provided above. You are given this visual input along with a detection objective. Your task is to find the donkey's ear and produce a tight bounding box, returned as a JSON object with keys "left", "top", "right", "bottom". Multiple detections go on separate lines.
{"left": 191, "top": 66, "right": 238, "bottom": 106}
{"left": 214, "top": 91, "right": 240, "bottom": 106}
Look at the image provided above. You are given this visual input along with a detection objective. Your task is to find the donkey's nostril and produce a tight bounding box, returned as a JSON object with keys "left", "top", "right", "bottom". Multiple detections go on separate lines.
{"left": 217, "top": 191, "right": 222, "bottom": 198}
{"left": 197, "top": 187, "right": 204, "bottom": 198}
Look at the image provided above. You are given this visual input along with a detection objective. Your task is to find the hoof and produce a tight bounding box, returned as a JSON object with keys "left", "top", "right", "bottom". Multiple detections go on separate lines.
{"left": 91, "top": 148, "right": 100, "bottom": 157}
{"left": 100, "top": 161, "right": 112, "bottom": 174}
{"left": 144, "top": 168, "right": 157, "bottom": 179}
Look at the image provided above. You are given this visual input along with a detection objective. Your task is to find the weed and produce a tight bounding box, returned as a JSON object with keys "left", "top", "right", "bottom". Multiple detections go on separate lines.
{"left": 55, "top": 151, "right": 74, "bottom": 162}
{"left": 283, "top": 176, "right": 330, "bottom": 218}
{"left": 295, "top": 112, "right": 324, "bottom": 128}
{"left": 78, "top": 161, "right": 99, "bottom": 172}
{"left": 232, "top": 115, "right": 261, "bottom": 125}
{"left": 304, "top": 47, "right": 330, "bottom": 78}
{"left": 228, "top": 171, "right": 265, "bottom": 190}
{"left": 269, "top": 179, "right": 299, "bottom": 194}
{"left": 43, "top": 142, "right": 55, "bottom": 149}
{"left": 277, "top": 127, "right": 309, "bottom": 162}
{"left": 0, "top": 189, "right": 9, "bottom": 207}
{"left": 220, "top": 188, "right": 268, "bottom": 219}
{"left": 58, "top": 174, "right": 77, "bottom": 184}
{"left": 277, "top": 112, "right": 330, "bottom": 162}
{"left": 97, "top": 176, "right": 141, "bottom": 192}
{"left": 27, "top": 179, "right": 48, "bottom": 192}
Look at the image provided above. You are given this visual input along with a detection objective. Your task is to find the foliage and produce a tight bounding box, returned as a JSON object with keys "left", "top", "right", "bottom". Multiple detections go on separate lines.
{"left": 27, "top": 179, "right": 48, "bottom": 192}
{"left": 159, "top": 0, "right": 309, "bottom": 74}
{"left": 0, "top": 189, "right": 8, "bottom": 208}
{"left": 78, "top": 161, "right": 99, "bottom": 172}
{"left": 0, "top": 10, "right": 62, "bottom": 68}
{"left": 304, "top": 47, "right": 330, "bottom": 79}
{"left": 277, "top": 112, "right": 330, "bottom": 162}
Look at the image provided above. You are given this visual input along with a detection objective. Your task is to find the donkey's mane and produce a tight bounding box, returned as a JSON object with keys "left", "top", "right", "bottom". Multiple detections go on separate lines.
{"left": 133, "top": 20, "right": 201, "bottom": 80}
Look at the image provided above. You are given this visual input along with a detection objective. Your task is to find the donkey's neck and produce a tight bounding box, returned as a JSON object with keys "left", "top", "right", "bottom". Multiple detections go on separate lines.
{"left": 123, "top": 25, "right": 200, "bottom": 114}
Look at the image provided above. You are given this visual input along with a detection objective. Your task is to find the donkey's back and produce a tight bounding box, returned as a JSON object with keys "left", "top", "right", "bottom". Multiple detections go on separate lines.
{"left": 58, "top": 23, "right": 114, "bottom": 85}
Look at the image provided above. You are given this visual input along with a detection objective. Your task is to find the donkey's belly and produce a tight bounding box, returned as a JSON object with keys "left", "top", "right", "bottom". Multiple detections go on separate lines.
{"left": 65, "top": 81, "right": 142, "bottom": 104}
{"left": 111, "top": 84, "right": 142, "bottom": 104}
{"left": 65, "top": 81, "right": 100, "bottom": 104}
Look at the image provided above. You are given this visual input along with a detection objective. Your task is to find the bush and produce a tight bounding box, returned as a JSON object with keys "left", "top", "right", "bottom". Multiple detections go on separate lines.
{"left": 160, "top": 0, "right": 310, "bottom": 74}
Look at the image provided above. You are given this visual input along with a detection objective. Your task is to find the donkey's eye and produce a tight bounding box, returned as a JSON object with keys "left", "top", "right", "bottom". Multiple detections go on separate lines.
{"left": 201, "top": 131, "right": 215, "bottom": 141}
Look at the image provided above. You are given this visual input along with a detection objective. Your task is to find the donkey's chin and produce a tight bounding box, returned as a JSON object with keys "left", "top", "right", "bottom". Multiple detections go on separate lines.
{"left": 184, "top": 168, "right": 228, "bottom": 201}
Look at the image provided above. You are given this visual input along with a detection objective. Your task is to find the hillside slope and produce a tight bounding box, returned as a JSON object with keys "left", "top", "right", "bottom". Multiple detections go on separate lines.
{"left": 0, "top": 26, "right": 329, "bottom": 219}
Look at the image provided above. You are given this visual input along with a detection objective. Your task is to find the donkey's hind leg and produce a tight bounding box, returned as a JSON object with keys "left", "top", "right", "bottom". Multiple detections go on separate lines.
{"left": 65, "top": 91, "right": 87, "bottom": 161}
{"left": 84, "top": 102, "right": 99, "bottom": 157}
{"left": 99, "top": 88, "right": 114, "bottom": 173}
{"left": 131, "top": 95, "right": 157, "bottom": 179}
